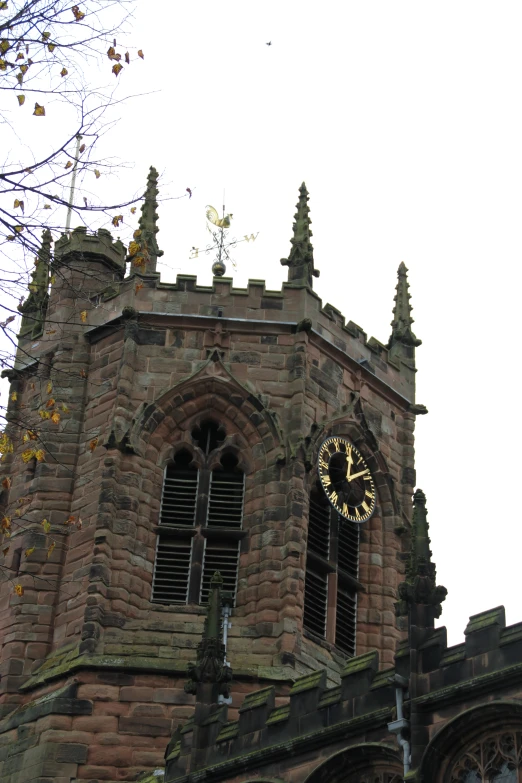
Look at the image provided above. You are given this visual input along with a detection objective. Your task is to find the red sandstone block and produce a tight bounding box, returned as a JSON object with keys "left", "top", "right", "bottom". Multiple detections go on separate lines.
{"left": 35, "top": 715, "right": 73, "bottom": 733}
{"left": 77, "top": 684, "right": 119, "bottom": 701}
{"left": 119, "top": 715, "right": 171, "bottom": 736}
{"left": 93, "top": 701, "right": 130, "bottom": 717}
{"left": 88, "top": 745, "right": 132, "bottom": 767}
{"left": 73, "top": 716, "right": 118, "bottom": 733}
{"left": 132, "top": 749, "right": 166, "bottom": 766}
{"left": 77, "top": 765, "right": 119, "bottom": 780}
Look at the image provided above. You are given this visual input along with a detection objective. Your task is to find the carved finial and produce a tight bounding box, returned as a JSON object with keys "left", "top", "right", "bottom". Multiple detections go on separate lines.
{"left": 280, "top": 182, "right": 320, "bottom": 288}
{"left": 395, "top": 489, "right": 447, "bottom": 623}
{"left": 19, "top": 229, "right": 51, "bottom": 338}
{"left": 184, "top": 571, "right": 232, "bottom": 703}
{"left": 388, "top": 262, "right": 421, "bottom": 363}
{"left": 129, "top": 166, "right": 164, "bottom": 275}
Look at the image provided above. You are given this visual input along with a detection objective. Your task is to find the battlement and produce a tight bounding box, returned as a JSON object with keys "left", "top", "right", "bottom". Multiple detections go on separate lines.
{"left": 54, "top": 225, "right": 126, "bottom": 274}
{"left": 165, "top": 605, "right": 522, "bottom": 782}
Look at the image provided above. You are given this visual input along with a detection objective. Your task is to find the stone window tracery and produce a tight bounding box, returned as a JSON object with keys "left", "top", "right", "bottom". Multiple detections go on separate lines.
{"left": 151, "top": 420, "right": 245, "bottom": 606}
{"left": 303, "top": 481, "right": 360, "bottom": 655}
{"left": 450, "top": 732, "right": 522, "bottom": 782}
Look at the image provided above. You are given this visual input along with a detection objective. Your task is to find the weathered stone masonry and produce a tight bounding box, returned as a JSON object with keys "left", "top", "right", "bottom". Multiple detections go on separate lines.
{"left": 0, "top": 177, "right": 423, "bottom": 782}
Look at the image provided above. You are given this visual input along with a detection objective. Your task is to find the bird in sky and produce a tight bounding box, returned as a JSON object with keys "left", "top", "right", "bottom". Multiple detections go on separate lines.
{"left": 266, "top": 41, "right": 272, "bottom": 46}
{"left": 186, "top": 188, "right": 192, "bottom": 199}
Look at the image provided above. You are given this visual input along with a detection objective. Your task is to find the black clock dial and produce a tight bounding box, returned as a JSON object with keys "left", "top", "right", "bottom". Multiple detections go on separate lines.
{"left": 318, "top": 437, "right": 376, "bottom": 523}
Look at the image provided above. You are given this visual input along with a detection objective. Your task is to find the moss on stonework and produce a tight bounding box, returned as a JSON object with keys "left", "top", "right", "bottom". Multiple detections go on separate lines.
{"left": 340, "top": 650, "right": 378, "bottom": 677}
{"left": 216, "top": 721, "right": 239, "bottom": 742}
{"left": 265, "top": 704, "right": 290, "bottom": 725}
{"left": 290, "top": 669, "right": 325, "bottom": 695}
{"left": 239, "top": 686, "right": 274, "bottom": 711}
{"left": 136, "top": 771, "right": 165, "bottom": 783}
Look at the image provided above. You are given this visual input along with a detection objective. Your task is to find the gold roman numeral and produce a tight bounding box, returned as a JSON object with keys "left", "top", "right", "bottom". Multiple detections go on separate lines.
{"left": 322, "top": 475, "right": 331, "bottom": 486}
{"left": 363, "top": 474, "right": 372, "bottom": 481}
{"left": 320, "top": 458, "right": 329, "bottom": 471}
{"left": 342, "top": 503, "right": 349, "bottom": 516}
{"left": 361, "top": 501, "right": 370, "bottom": 513}
{"left": 354, "top": 507, "right": 361, "bottom": 519}
{"left": 330, "top": 491, "right": 338, "bottom": 504}
{"left": 365, "top": 489, "right": 374, "bottom": 498}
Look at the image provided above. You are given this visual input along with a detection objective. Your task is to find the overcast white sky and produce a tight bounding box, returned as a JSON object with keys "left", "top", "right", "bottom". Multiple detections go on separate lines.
{"left": 5, "top": 1, "right": 522, "bottom": 646}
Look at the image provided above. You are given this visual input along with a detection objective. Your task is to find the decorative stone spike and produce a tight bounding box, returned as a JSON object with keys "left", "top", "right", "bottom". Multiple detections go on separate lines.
{"left": 129, "top": 165, "right": 164, "bottom": 275}
{"left": 184, "top": 571, "right": 232, "bottom": 703}
{"left": 280, "top": 182, "right": 320, "bottom": 288}
{"left": 388, "top": 262, "right": 421, "bottom": 363}
{"left": 19, "top": 229, "right": 52, "bottom": 339}
{"left": 395, "top": 489, "right": 447, "bottom": 622}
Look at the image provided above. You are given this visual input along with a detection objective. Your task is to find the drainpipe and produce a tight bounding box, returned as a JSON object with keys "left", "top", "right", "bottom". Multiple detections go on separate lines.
{"left": 217, "top": 602, "right": 233, "bottom": 706}
{"left": 387, "top": 674, "right": 410, "bottom": 780}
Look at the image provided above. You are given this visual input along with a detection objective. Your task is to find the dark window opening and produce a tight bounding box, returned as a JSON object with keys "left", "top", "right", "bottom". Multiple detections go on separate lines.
{"left": 191, "top": 420, "right": 226, "bottom": 455}
{"left": 303, "top": 481, "right": 359, "bottom": 657}
{"left": 152, "top": 439, "right": 244, "bottom": 607}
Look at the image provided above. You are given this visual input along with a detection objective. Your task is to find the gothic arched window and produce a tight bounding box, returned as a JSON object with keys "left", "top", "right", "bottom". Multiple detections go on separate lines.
{"left": 151, "top": 421, "right": 245, "bottom": 606}
{"left": 450, "top": 732, "right": 522, "bottom": 782}
{"left": 303, "top": 483, "right": 360, "bottom": 656}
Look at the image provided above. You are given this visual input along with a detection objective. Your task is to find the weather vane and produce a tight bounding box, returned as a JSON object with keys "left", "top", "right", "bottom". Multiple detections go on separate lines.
{"left": 189, "top": 200, "right": 259, "bottom": 276}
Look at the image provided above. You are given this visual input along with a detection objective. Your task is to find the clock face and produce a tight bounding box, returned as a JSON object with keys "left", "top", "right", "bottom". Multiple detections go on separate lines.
{"left": 318, "top": 437, "right": 376, "bottom": 523}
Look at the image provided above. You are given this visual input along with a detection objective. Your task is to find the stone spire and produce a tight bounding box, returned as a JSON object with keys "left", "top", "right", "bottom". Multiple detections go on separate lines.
{"left": 128, "top": 166, "right": 163, "bottom": 275}
{"left": 395, "top": 489, "right": 447, "bottom": 628}
{"left": 280, "top": 182, "right": 320, "bottom": 288}
{"left": 388, "top": 262, "right": 421, "bottom": 363}
{"left": 184, "top": 572, "right": 232, "bottom": 704}
{"left": 19, "top": 229, "right": 51, "bottom": 339}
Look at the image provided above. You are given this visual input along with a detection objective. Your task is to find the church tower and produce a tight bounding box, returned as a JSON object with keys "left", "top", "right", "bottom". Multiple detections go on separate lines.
{"left": 0, "top": 176, "right": 423, "bottom": 782}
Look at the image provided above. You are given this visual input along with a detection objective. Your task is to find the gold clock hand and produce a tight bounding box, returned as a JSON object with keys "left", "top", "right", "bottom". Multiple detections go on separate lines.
{"left": 345, "top": 446, "right": 353, "bottom": 479}
{"left": 347, "top": 468, "right": 369, "bottom": 482}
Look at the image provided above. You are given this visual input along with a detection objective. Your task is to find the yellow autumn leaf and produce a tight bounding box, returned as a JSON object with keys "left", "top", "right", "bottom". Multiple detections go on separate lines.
{"left": 38, "top": 410, "right": 51, "bottom": 420}
{"left": 46, "top": 329, "right": 56, "bottom": 335}
{"left": 33, "top": 103, "right": 45, "bottom": 116}
{"left": 16, "top": 52, "right": 24, "bottom": 60}
{"left": 79, "top": 369, "right": 87, "bottom": 378}
{"left": 20, "top": 64, "right": 28, "bottom": 74}
{"left": 89, "top": 437, "right": 99, "bottom": 452}
{"left": 0, "top": 433, "right": 13, "bottom": 454}
{"left": 135, "top": 282, "right": 144, "bottom": 293}
{"left": 6, "top": 235, "right": 15, "bottom": 241}
{"left": 51, "top": 412, "right": 60, "bottom": 424}
{"left": 14, "top": 584, "right": 24, "bottom": 596}
{"left": 133, "top": 256, "right": 147, "bottom": 268}
{"left": 61, "top": 403, "right": 69, "bottom": 413}
{"left": 112, "top": 215, "right": 123, "bottom": 227}
{"left": 41, "top": 519, "right": 51, "bottom": 533}
{"left": 26, "top": 430, "right": 37, "bottom": 440}
{"left": 50, "top": 274, "right": 56, "bottom": 282}
{"left": 48, "top": 43, "right": 56, "bottom": 52}
{"left": 17, "top": 95, "right": 25, "bottom": 106}
{"left": 42, "top": 32, "right": 50, "bottom": 41}
{"left": 2, "top": 476, "right": 11, "bottom": 489}
{"left": 138, "top": 49, "right": 144, "bottom": 59}
{"left": 47, "top": 541, "right": 55, "bottom": 557}
{"left": 1, "top": 516, "right": 11, "bottom": 531}
{"left": 133, "top": 229, "right": 142, "bottom": 239}
{"left": 0, "top": 39, "right": 9, "bottom": 53}
{"left": 16, "top": 73, "right": 22, "bottom": 84}
{"left": 46, "top": 381, "right": 52, "bottom": 394}
{"left": 130, "top": 207, "right": 137, "bottom": 214}
{"left": 44, "top": 205, "right": 51, "bottom": 210}
{"left": 128, "top": 241, "right": 140, "bottom": 256}
{"left": 60, "top": 67, "right": 68, "bottom": 77}
{"left": 14, "top": 225, "right": 23, "bottom": 232}
{"left": 112, "top": 62, "right": 123, "bottom": 76}
{"left": 65, "top": 161, "right": 72, "bottom": 169}
{"left": 0, "top": 60, "right": 7, "bottom": 71}
{"left": 24, "top": 547, "right": 34, "bottom": 558}
{"left": 80, "top": 310, "right": 87, "bottom": 323}
{"left": 72, "top": 5, "right": 85, "bottom": 21}
{"left": 21, "top": 448, "right": 35, "bottom": 463}
{"left": 46, "top": 398, "right": 55, "bottom": 408}
{"left": 94, "top": 169, "right": 100, "bottom": 179}
{"left": 10, "top": 391, "right": 17, "bottom": 401}
{"left": 65, "top": 515, "right": 76, "bottom": 525}
{"left": 0, "top": 2, "right": 8, "bottom": 10}
{"left": 34, "top": 449, "right": 45, "bottom": 462}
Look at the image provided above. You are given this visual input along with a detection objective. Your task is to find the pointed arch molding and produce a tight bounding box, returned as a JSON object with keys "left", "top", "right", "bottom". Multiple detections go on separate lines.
{"left": 127, "top": 356, "right": 284, "bottom": 465}
{"left": 304, "top": 395, "right": 400, "bottom": 516}
{"left": 420, "top": 700, "right": 522, "bottom": 783}
{"left": 304, "top": 743, "right": 402, "bottom": 783}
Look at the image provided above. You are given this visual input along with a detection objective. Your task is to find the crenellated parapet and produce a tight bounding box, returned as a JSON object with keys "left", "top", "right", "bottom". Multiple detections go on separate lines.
{"left": 165, "top": 605, "right": 522, "bottom": 783}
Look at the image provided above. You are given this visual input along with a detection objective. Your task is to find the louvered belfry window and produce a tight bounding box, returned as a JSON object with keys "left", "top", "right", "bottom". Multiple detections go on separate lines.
{"left": 151, "top": 422, "right": 244, "bottom": 606}
{"left": 303, "top": 484, "right": 360, "bottom": 656}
